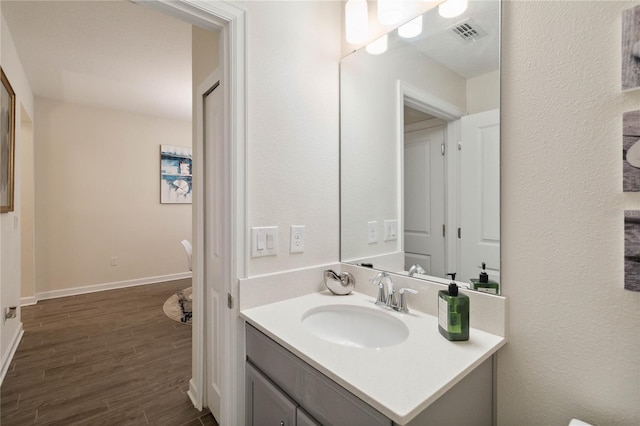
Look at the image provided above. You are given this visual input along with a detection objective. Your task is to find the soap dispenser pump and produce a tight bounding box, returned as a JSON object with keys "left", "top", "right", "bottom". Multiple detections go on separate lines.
{"left": 438, "top": 273, "right": 469, "bottom": 341}
{"left": 470, "top": 262, "right": 500, "bottom": 295}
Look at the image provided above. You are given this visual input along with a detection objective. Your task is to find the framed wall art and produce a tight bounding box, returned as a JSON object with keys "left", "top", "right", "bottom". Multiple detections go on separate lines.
{"left": 624, "top": 210, "right": 640, "bottom": 291}
{"left": 623, "top": 110, "right": 640, "bottom": 191}
{"left": 622, "top": 4, "right": 640, "bottom": 91}
{"left": 1, "top": 67, "right": 16, "bottom": 213}
{"left": 160, "top": 145, "right": 192, "bottom": 204}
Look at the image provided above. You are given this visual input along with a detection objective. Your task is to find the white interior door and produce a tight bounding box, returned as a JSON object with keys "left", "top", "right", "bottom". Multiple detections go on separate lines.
{"left": 404, "top": 125, "right": 446, "bottom": 277}
{"left": 459, "top": 109, "right": 500, "bottom": 283}
{"left": 203, "top": 79, "right": 224, "bottom": 421}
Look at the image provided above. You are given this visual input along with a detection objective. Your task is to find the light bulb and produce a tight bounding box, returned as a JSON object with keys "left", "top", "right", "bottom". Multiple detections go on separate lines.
{"left": 345, "top": 0, "right": 369, "bottom": 44}
{"left": 438, "top": 0, "right": 468, "bottom": 19}
{"left": 377, "top": 0, "right": 403, "bottom": 26}
{"left": 366, "top": 35, "right": 388, "bottom": 55}
{"left": 398, "top": 15, "right": 423, "bottom": 39}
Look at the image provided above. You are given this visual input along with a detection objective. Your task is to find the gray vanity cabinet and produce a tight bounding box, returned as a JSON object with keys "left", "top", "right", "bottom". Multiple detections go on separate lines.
{"left": 246, "top": 362, "right": 297, "bottom": 426}
{"left": 246, "top": 324, "right": 391, "bottom": 426}
{"left": 297, "top": 408, "right": 321, "bottom": 426}
{"left": 246, "top": 323, "right": 495, "bottom": 426}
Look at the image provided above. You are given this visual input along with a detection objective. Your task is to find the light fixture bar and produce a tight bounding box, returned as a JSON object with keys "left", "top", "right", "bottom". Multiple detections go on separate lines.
{"left": 439, "top": 0, "right": 468, "bottom": 19}
{"left": 377, "top": 0, "right": 403, "bottom": 26}
{"left": 345, "top": 0, "right": 369, "bottom": 44}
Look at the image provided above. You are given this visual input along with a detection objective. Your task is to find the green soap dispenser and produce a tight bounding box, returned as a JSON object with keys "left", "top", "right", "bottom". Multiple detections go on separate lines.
{"left": 438, "top": 273, "right": 469, "bottom": 341}
{"left": 470, "top": 262, "right": 500, "bottom": 295}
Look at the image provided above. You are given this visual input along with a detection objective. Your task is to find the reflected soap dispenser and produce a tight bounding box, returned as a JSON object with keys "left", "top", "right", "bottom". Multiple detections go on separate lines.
{"left": 438, "top": 273, "right": 469, "bottom": 341}
{"left": 470, "top": 262, "right": 500, "bottom": 295}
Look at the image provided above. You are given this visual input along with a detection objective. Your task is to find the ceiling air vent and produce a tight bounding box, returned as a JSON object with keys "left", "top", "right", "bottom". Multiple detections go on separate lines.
{"left": 448, "top": 19, "right": 488, "bottom": 44}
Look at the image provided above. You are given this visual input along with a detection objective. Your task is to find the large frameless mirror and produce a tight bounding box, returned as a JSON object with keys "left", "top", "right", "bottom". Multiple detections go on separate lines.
{"left": 340, "top": 0, "right": 501, "bottom": 293}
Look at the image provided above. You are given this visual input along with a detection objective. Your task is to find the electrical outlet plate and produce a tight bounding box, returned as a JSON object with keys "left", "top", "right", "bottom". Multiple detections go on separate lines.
{"left": 251, "top": 226, "right": 278, "bottom": 257}
{"left": 368, "top": 221, "right": 378, "bottom": 244}
{"left": 290, "top": 225, "right": 305, "bottom": 253}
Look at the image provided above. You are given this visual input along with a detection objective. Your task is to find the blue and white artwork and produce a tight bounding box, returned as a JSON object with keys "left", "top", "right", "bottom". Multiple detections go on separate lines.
{"left": 160, "top": 145, "right": 192, "bottom": 204}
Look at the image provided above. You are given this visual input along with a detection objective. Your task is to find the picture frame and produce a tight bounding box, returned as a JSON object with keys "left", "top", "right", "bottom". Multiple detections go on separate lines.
{"left": 160, "top": 144, "right": 193, "bottom": 204}
{"left": 622, "top": 4, "right": 640, "bottom": 92}
{"left": 1, "top": 67, "right": 16, "bottom": 213}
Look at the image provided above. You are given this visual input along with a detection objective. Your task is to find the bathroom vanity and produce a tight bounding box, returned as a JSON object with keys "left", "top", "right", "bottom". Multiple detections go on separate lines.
{"left": 241, "top": 290, "right": 506, "bottom": 425}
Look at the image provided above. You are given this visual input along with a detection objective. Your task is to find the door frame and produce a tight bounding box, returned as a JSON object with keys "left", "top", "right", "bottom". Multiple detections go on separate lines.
{"left": 137, "top": 1, "right": 247, "bottom": 424}
{"left": 396, "top": 81, "right": 465, "bottom": 275}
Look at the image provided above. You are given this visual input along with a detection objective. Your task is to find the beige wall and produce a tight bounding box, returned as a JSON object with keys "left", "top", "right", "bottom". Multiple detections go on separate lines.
{"left": 1, "top": 11, "right": 35, "bottom": 375}
{"left": 467, "top": 70, "right": 500, "bottom": 115}
{"left": 34, "top": 99, "right": 192, "bottom": 294}
{"left": 20, "top": 107, "right": 34, "bottom": 301}
{"left": 192, "top": 25, "right": 219, "bottom": 91}
{"left": 499, "top": 1, "right": 640, "bottom": 424}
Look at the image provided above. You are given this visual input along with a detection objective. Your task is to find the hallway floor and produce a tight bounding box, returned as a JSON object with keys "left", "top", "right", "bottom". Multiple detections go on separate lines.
{"left": 1, "top": 279, "right": 217, "bottom": 426}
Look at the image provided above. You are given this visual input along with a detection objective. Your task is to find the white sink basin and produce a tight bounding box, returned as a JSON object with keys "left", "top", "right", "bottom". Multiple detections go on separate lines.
{"left": 301, "top": 304, "right": 409, "bottom": 349}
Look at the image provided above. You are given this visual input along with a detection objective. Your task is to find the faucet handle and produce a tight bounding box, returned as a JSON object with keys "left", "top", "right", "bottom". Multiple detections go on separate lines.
{"left": 397, "top": 288, "right": 418, "bottom": 313}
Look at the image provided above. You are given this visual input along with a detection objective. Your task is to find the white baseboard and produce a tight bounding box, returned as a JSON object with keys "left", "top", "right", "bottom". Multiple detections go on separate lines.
{"left": 20, "top": 296, "right": 38, "bottom": 306}
{"left": 34, "top": 272, "right": 193, "bottom": 302}
{"left": 0, "top": 324, "right": 24, "bottom": 386}
{"left": 188, "top": 377, "right": 202, "bottom": 410}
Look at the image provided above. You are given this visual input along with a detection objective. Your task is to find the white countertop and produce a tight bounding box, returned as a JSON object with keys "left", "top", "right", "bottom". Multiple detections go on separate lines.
{"left": 240, "top": 290, "right": 506, "bottom": 425}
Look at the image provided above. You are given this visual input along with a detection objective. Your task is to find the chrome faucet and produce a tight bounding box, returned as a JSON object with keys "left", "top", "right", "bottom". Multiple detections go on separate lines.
{"left": 370, "top": 272, "right": 419, "bottom": 313}
{"left": 370, "top": 271, "right": 390, "bottom": 306}
{"left": 408, "top": 263, "right": 426, "bottom": 277}
{"left": 385, "top": 277, "right": 397, "bottom": 309}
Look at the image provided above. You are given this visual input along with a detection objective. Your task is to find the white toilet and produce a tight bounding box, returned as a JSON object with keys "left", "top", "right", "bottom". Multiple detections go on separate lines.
{"left": 569, "top": 419, "right": 593, "bottom": 426}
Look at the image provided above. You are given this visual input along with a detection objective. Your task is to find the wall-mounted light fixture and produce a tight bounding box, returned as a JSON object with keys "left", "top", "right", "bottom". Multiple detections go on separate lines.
{"left": 345, "top": 0, "right": 369, "bottom": 44}
{"left": 377, "top": 0, "right": 403, "bottom": 26}
{"left": 398, "top": 15, "right": 423, "bottom": 39}
{"left": 438, "top": 0, "right": 468, "bottom": 18}
{"left": 366, "top": 34, "right": 388, "bottom": 55}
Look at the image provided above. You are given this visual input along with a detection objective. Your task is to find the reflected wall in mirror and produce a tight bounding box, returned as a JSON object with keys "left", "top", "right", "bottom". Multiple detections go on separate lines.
{"left": 340, "top": 0, "right": 501, "bottom": 292}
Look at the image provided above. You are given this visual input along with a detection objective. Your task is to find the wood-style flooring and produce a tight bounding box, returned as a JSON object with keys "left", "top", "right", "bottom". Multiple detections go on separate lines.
{"left": 1, "top": 279, "right": 217, "bottom": 426}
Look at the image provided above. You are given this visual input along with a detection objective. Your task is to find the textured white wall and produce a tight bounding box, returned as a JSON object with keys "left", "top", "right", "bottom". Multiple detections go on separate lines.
{"left": 240, "top": 0, "right": 341, "bottom": 276}
{"left": 499, "top": 1, "right": 640, "bottom": 424}
{"left": 34, "top": 99, "right": 192, "bottom": 293}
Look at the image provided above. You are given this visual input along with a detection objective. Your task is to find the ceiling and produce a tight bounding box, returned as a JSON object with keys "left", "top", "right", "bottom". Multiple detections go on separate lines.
{"left": 389, "top": 0, "right": 500, "bottom": 79}
{"left": 2, "top": 0, "right": 193, "bottom": 121}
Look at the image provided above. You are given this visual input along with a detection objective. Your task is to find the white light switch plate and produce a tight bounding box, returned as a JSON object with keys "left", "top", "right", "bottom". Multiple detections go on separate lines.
{"left": 384, "top": 219, "right": 398, "bottom": 241}
{"left": 251, "top": 226, "right": 278, "bottom": 257}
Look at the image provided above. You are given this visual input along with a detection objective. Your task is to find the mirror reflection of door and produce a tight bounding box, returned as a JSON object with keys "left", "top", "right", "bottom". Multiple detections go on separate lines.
{"left": 458, "top": 109, "right": 500, "bottom": 284}
{"left": 403, "top": 107, "right": 446, "bottom": 278}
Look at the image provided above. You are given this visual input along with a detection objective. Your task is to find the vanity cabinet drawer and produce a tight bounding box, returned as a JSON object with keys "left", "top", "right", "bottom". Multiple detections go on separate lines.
{"left": 246, "top": 324, "right": 391, "bottom": 426}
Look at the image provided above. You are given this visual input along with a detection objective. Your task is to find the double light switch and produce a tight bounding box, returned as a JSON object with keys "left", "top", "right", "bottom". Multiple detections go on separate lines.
{"left": 252, "top": 226, "right": 278, "bottom": 257}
